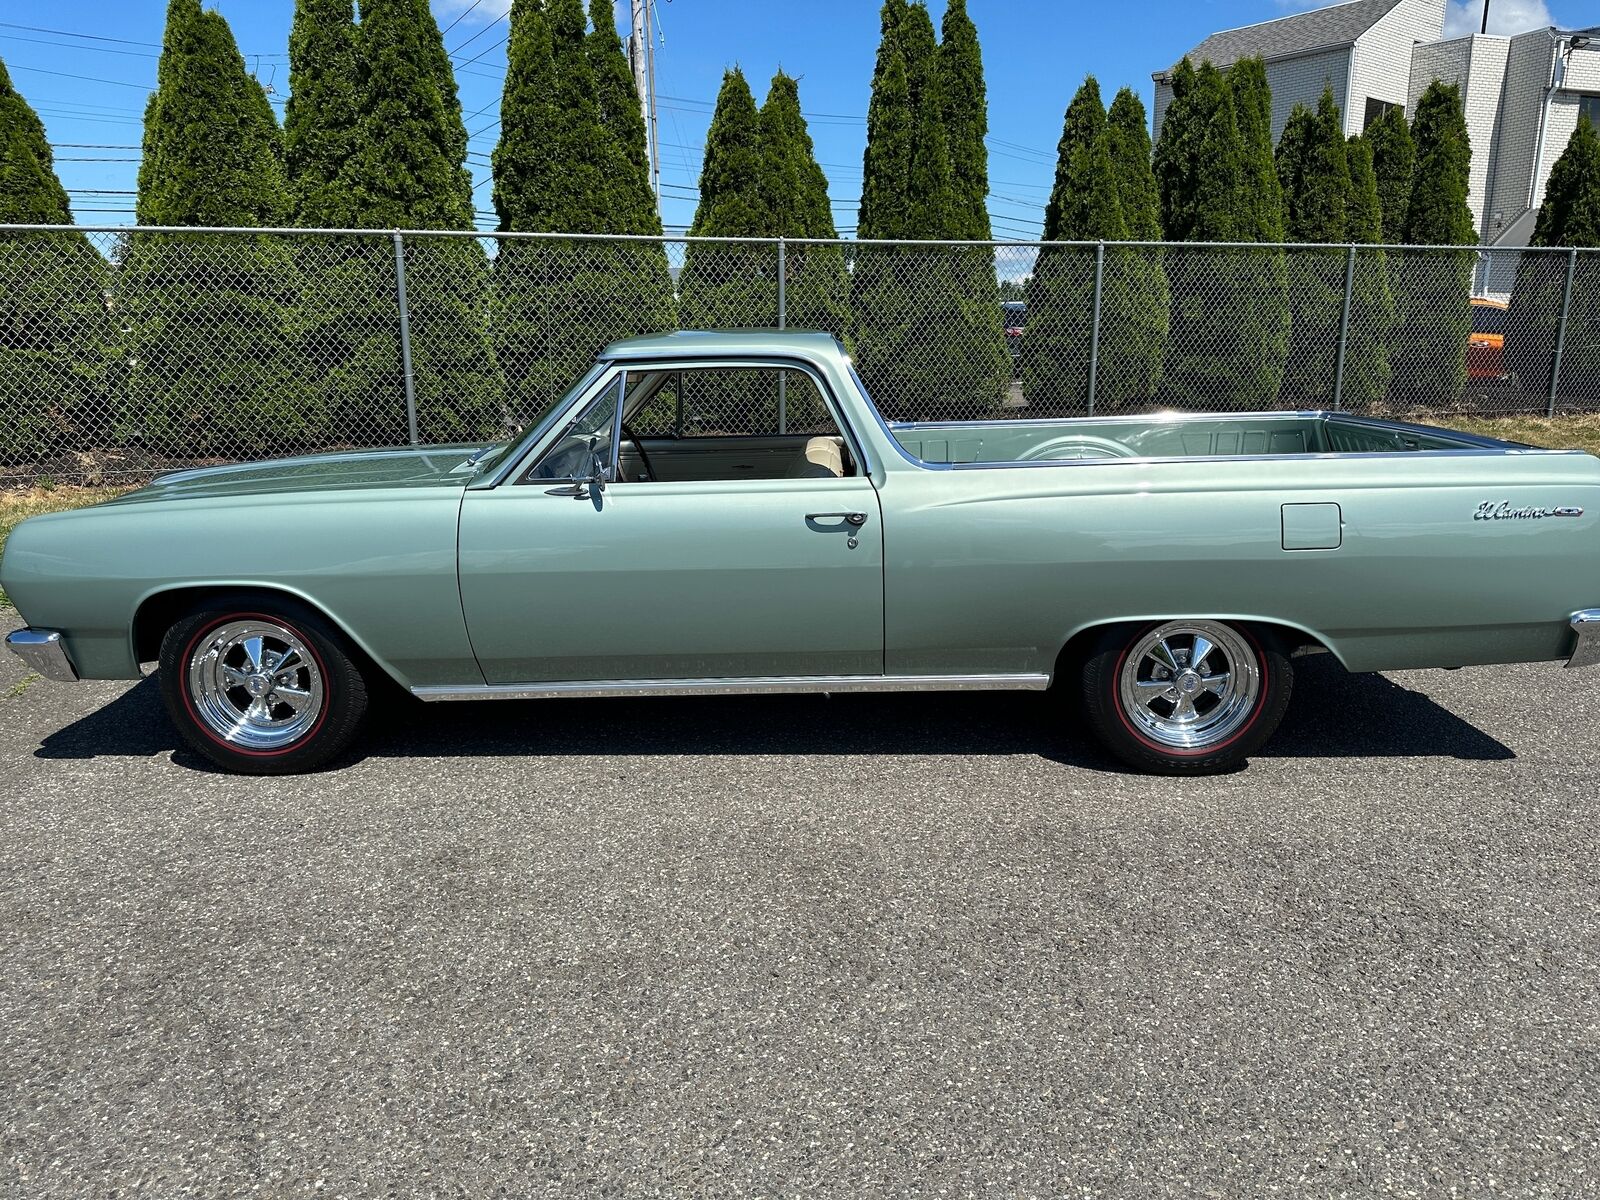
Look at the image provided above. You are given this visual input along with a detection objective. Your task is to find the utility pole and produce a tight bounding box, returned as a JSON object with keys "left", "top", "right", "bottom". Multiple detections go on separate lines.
{"left": 1481, "top": 0, "right": 1491, "bottom": 34}
{"left": 629, "top": 0, "right": 661, "bottom": 209}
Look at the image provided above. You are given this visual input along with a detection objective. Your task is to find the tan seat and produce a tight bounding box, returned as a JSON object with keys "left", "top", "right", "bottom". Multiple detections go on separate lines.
{"left": 787, "top": 436, "right": 845, "bottom": 479}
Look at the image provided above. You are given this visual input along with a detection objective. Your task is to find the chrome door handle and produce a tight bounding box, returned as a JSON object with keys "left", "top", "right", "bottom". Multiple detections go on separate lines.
{"left": 806, "top": 511, "right": 868, "bottom": 526}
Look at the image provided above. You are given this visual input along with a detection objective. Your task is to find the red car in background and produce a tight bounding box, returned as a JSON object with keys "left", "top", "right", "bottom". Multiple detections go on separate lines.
{"left": 1003, "top": 300, "right": 1025, "bottom": 365}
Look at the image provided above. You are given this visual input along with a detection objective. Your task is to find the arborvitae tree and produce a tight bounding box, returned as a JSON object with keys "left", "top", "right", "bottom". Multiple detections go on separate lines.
{"left": 857, "top": 0, "right": 912, "bottom": 242}
{"left": 1507, "top": 115, "right": 1600, "bottom": 404}
{"left": 1533, "top": 115, "right": 1600, "bottom": 246}
{"left": 284, "top": 0, "right": 400, "bottom": 455}
{"left": 1229, "top": 56, "right": 1286, "bottom": 241}
{"left": 672, "top": 68, "right": 774, "bottom": 428}
{"left": 898, "top": 3, "right": 952, "bottom": 236}
{"left": 0, "top": 58, "right": 70, "bottom": 224}
{"left": 1276, "top": 89, "right": 1351, "bottom": 405}
{"left": 1108, "top": 88, "right": 1161, "bottom": 240}
{"left": 1104, "top": 86, "right": 1169, "bottom": 401}
{"left": 759, "top": 71, "right": 848, "bottom": 342}
{"left": 1402, "top": 82, "right": 1475, "bottom": 246}
{"left": 1023, "top": 77, "right": 1129, "bottom": 409}
{"left": 0, "top": 57, "right": 114, "bottom": 463}
{"left": 939, "top": 0, "right": 989, "bottom": 240}
{"left": 1364, "top": 104, "right": 1414, "bottom": 244}
{"left": 349, "top": 0, "right": 472, "bottom": 227}
{"left": 586, "top": 0, "right": 664, "bottom": 235}
{"left": 1278, "top": 91, "right": 1349, "bottom": 243}
{"left": 1341, "top": 132, "right": 1395, "bottom": 409}
{"left": 122, "top": 0, "right": 306, "bottom": 458}
{"left": 1153, "top": 59, "right": 1287, "bottom": 407}
{"left": 136, "top": 2, "right": 290, "bottom": 229}
{"left": 491, "top": 0, "right": 672, "bottom": 423}
{"left": 1227, "top": 54, "right": 1292, "bottom": 404}
{"left": 852, "top": 0, "right": 1008, "bottom": 420}
{"left": 285, "top": 0, "right": 361, "bottom": 226}
{"left": 1153, "top": 57, "right": 1203, "bottom": 238}
{"left": 1390, "top": 79, "right": 1475, "bottom": 406}
{"left": 678, "top": 67, "right": 772, "bottom": 328}
{"left": 346, "top": 0, "right": 500, "bottom": 441}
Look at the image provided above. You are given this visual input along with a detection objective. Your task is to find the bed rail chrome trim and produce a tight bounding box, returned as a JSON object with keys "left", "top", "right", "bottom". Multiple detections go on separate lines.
{"left": 4, "top": 628, "right": 79, "bottom": 682}
{"left": 412, "top": 673, "right": 1051, "bottom": 701}
{"left": 1566, "top": 610, "right": 1600, "bottom": 670}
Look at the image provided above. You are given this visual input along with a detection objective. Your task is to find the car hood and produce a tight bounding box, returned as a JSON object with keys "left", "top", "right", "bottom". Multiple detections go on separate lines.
{"left": 110, "top": 444, "right": 495, "bottom": 504}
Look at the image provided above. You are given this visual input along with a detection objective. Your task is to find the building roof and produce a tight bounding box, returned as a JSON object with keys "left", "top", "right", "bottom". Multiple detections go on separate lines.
{"left": 1155, "top": 0, "right": 1404, "bottom": 79}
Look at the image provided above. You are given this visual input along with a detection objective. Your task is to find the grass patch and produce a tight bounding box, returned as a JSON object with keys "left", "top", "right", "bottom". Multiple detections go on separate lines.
{"left": 0, "top": 486, "right": 132, "bottom": 609}
{"left": 6, "top": 671, "right": 41, "bottom": 699}
{"left": 1440, "top": 413, "right": 1600, "bottom": 457}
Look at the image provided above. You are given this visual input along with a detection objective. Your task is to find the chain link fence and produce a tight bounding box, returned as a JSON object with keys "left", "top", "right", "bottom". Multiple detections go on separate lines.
{"left": 1, "top": 224, "right": 1596, "bottom": 487}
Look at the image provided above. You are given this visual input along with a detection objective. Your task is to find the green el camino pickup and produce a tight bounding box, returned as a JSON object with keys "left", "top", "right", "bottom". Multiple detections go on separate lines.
{"left": 5, "top": 330, "right": 1599, "bottom": 775}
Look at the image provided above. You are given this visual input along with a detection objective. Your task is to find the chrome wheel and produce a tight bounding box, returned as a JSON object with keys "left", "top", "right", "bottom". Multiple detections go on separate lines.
{"left": 1117, "top": 621, "right": 1261, "bottom": 751}
{"left": 185, "top": 619, "right": 324, "bottom": 751}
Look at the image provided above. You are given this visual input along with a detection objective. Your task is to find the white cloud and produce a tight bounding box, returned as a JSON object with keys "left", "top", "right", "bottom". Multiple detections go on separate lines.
{"left": 1443, "top": 0, "right": 1554, "bottom": 38}
{"left": 431, "top": 0, "right": 513, "bottom": 24}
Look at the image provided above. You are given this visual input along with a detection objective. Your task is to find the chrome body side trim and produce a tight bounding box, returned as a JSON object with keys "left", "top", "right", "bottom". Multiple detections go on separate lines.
{"left": 412, "top": 672, "right": 1051, "bottom": 702}
{"left": 1566, "top": 610, "right": 1600, "bottom": 670}
{"left": 4, "top": 628, "right": 79, "bottom": 682}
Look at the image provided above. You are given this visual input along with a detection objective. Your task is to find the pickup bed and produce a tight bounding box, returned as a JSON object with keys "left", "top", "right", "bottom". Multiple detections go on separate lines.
{"left": 5, "top": 330, "right": 1598, "bottom": 775}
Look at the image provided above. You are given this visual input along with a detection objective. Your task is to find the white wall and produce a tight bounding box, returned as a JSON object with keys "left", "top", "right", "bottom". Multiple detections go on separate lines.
{"left": 1409, "top": 36, "right": 1506, "bottom": 238}
{"left": 1349, "top": 0, "right": 1448, "bottom": 135}
{"left": 1263, "top": 47, "right": 1353, "bottom": 142}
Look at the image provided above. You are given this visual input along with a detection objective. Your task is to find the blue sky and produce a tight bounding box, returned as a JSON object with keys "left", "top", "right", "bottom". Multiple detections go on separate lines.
{"left": 2, "top": 0, "right": 1581, "bottom": 236}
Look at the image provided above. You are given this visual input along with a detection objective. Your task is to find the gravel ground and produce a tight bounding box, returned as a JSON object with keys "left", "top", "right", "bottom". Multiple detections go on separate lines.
{"left": 1, "top": 612, "right": 1596, "bottom": 1198}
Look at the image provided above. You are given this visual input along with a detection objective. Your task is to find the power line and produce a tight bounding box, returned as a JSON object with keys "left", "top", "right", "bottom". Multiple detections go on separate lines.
{"left": 447, "top": 9, "right": 510, "bottom": 56}
{"left": 0, "top": 21, "right": 159, "bottom": 47}
{"left": 9, "top": 62, "right": 151, "bottom": 89}
{"left": 440, "top": 0, "right": 489, "bottom": 37}
{"left": 0, "top": 32, "right": 159, "bottom": 58}
{"left": 456, "top": 35, "right": 509, "bottom": 71}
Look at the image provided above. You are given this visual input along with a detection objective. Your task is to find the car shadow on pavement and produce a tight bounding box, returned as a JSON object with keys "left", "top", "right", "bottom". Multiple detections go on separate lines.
{"left": 33, "top": 655, "right": 1512, "bottom": 771}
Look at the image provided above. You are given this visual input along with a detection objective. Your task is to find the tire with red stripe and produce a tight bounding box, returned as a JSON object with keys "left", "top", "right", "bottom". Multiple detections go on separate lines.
{"left": 1080, "top": 620, "right": 1292, "bottom": 775}
{"left": 158, "top": 596, "right": 369, "bottom": 775}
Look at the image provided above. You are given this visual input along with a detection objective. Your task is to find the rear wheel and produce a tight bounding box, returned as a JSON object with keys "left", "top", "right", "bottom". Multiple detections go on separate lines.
{"left": 158, "top": 600, "right": 368, "bottom": 774}
{"left": 1080, "top": 620, "right": 1291, "bottom": 775}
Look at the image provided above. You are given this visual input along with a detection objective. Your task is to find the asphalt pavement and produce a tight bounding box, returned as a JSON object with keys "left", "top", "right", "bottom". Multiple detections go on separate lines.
{"left": 2, "top": 611, "right": 1597, "bottom": 1198}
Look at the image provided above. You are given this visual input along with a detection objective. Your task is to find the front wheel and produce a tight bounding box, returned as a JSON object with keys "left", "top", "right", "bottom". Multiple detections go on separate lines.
{"left": 1080, "top": 620, "right": 1292, "bottom": 775}
{"left": 159, "top": 600, "right": 369, "bottom": 774}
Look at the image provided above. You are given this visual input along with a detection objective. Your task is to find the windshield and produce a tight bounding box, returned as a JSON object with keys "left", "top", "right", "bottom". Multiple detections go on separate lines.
{"left": 470, "top": 361, "right": 610, "bottom": 481}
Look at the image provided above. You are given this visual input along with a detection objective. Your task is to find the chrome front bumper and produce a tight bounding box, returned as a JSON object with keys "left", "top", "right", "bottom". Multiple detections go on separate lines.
{"left": 1568, "top": 610, "right": 1600, "bottom": 670}
{"left": 4, "top": 628, "right": 79, "bottom": 682}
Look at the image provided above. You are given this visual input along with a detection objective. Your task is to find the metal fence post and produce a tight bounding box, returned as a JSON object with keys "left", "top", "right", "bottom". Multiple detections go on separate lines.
{"left": 1548, "top": 248, "right": 1578, "bottom": 419}
{"left": 1086, "top": 241, "right": 1105, "bottom": 418}
{"left": 1332, "top": 244, "right": 1357, "bottom": 411}
{"left": 776, "top": 237, "right": 787, "bottom": 434}
{"left": 393, "top": 231, "right": 419, "bottom": 446}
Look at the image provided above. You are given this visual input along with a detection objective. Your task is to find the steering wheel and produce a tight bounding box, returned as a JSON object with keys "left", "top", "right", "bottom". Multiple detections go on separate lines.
{"left": 620, "top": 423, "right": 660, "bottom": 483}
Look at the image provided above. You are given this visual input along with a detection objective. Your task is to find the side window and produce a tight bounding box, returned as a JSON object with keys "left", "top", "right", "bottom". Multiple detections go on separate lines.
{"left": 618, "top": 365, "right": 856, "bottom": 483}
{"left": 637, "top": 367, "right": 838, "bottom": 437}
{"left": 524, "top": 375, "right": 620, "bottom": 481}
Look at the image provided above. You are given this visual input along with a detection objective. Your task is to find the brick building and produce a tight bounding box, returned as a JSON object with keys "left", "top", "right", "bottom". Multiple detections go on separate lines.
{"left": 1153, "top": 0, "right": 1600, "bottom": 295}
{"left": 1152, "top": 0, "right": 1447, "bottom": 144}
{"left": 1410, "top": 26, "right": 1600, "bottom": 292}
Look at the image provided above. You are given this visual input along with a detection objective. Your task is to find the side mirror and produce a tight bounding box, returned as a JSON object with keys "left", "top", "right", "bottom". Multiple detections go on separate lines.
{"left": 587, "top": 451, "right": 607, "bottom": 494}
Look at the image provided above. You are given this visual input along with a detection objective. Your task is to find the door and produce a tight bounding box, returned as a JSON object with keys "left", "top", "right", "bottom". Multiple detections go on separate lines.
{"left": 457, "top": 364, "right": 885, "bottom": 685}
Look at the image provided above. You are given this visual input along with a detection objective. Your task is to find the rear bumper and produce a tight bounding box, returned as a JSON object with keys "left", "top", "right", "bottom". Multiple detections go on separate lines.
{"left": 4, "top": 628, "right": 79, "bottom": 682}
{"left": 1568, "top": 611, "right": 1600, "bottom": 670}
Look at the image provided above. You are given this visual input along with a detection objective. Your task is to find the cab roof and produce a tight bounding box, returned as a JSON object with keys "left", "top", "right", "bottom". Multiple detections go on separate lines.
{"left": 600, "top": 329, "right": 842, "bottom": 361}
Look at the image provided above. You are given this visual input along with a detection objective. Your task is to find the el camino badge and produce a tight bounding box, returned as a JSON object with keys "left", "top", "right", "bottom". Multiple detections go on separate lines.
{"left": 1473, "top": 501, "right": 1584, "bottom": 522}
